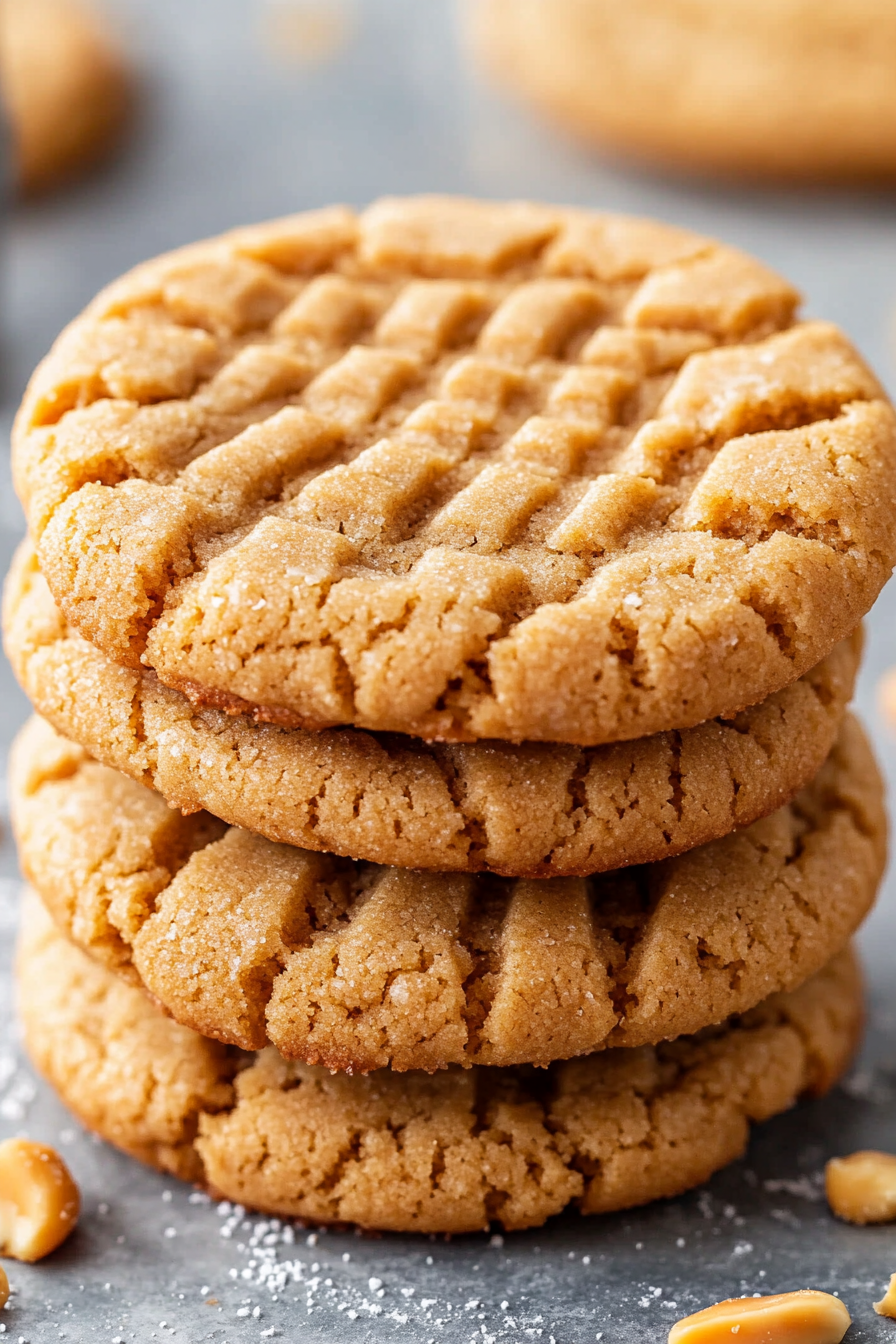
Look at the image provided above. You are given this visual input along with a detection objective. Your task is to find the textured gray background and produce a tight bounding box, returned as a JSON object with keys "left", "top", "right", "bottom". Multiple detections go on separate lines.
{"left": 1, "top": 2, "right": 896, "bottom": 1340}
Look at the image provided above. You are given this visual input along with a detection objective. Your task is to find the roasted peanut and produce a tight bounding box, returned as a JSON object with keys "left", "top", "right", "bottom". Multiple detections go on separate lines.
{"left": 0, "top": 1138, "right": 80, "bottom": 1262}
{"left": 875, "top": 1274, "right": 896, "bottom": 1319}
{"left": 0, "top": 1264, "right": 8, "bottom": 1308}
{"left": 878, "top": 668, "right": 896, "bottom": 729}
{"left": 669, "top": 1290, "right": 851, "bottom": 1344}
{"left": 826, "top": 1149, "right": 896, "bottom": 1224}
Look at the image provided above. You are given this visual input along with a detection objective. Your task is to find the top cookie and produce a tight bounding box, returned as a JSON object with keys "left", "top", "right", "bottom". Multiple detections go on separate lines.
{"left": 14, "top": 197, "right": 896, "bottom": 744}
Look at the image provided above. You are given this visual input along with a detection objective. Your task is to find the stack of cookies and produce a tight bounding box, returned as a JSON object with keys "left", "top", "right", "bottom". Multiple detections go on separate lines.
{"left": 5, "top": 197, "right": 895, "bottom": 1234}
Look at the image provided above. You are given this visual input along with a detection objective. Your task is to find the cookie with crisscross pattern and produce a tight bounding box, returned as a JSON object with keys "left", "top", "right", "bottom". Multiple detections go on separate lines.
{"left": 18, "top": 896, "right": 863, "bottom": 1233}
{"left": 13, "top": 714, "right": 883, "bottom": 1074}
{"left": 15, "top": 198, "right": 896, "bottom": 743}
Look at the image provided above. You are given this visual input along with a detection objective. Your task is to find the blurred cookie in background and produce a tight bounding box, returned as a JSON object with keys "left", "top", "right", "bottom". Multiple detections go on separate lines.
{"left": 462, "top": 0, "right": 896, "bottom": 182}
{"left": 0, "top": 0, "right": 131, "bottom": 195}
{"left": 258, "top": 0, "right": 354, "bottom": 69}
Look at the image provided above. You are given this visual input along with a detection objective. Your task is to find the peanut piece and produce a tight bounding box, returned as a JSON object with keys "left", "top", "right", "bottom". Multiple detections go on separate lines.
{"left": 0, "top": 1138, "right": 80, "bottom": 1262}
{"left": 669, "top": 1291, "right": 851, "bottom": 1344}
{"left": 874, "top": 1274, "right": 896, "bottom": 1319}
{"left": 0, "top": 1264, "right": 8, "bottom": 1308}
{"left": 878, "top": 668, "right": 896, "bottom": 729}
{"left": 826, "top": 1150, "right": 896, "bottom": 1224}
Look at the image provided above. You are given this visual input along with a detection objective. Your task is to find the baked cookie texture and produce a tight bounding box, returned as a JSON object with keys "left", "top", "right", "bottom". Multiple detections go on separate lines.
{"left": 0, "top": 0, "right": 130, "bottom": 195}
{"left": 13, "top": 714, "right": 884, "bottom": 1074}
{"left": 464, "top": 0, "right": 896, "bottom": 182}
{"left": 4, "top": 545, "right": 862, "bottom": 877}
{"left": 18, "top": 896, "right": 863, "bottom": 1234}
{"left": 13, "top": 198, "right": 896, "bottom": 744}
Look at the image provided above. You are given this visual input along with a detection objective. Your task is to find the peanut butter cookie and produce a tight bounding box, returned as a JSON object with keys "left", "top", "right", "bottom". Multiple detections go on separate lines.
{"left": 17, "top": 896, "right": 864, "bottom": 1234}
{"left": 13, "top": 199, "right": 896, "bottom": 743}
{"left": 4, "top": 545, "right": 861, "bottom": 877}
{"left": 465, "top": 0, "right": 896, "bottom": 182}
{"left": 0, "top": 0, "right": 130, "bottom": 195}
{"left": 13, "top": 714, "right": 883, "bottom": 1073}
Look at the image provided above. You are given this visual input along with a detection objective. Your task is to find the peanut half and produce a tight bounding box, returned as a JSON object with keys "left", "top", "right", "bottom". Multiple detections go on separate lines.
{"left": 0, "top": 1264, "right": 8, "bottom": 1308}
{"left": 875, "top": 1274, "right": 896, "bottom": 1320}
{"left": 878, "top": 668, "right": 896, "bottom": 729}
{"left": 826, "top": 1150, "right": 896, "bottom": 1224}
{"left": 669, "top": 1291, "right": 851, "bottom": 1344}
{"left": 0, "top": 1138, "right": 80, "bottom": 1262}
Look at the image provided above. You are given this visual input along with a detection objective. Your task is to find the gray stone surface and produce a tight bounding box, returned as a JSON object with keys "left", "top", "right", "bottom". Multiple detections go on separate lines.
{"left": 1, "top": 1, "right": 895, "bottom": 1339}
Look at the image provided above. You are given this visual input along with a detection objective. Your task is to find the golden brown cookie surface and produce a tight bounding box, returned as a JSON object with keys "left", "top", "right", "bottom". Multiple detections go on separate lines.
{"left": 465, "top": 0, "right": 896, "bottom": 182}
{"left": 13, "top": 714, "right": 884, "bottom": 1073}
{"left": 13, "top": 199, "right": 896, "bottom": 744}
{"left": 3, "top": 546, "right": 862, "bottom": 877}
{"left": 0, "top": 0, "right": 130, "bottom": 195}
{"left": 18, "top": 895, "right": 863, "bottom": 1234}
